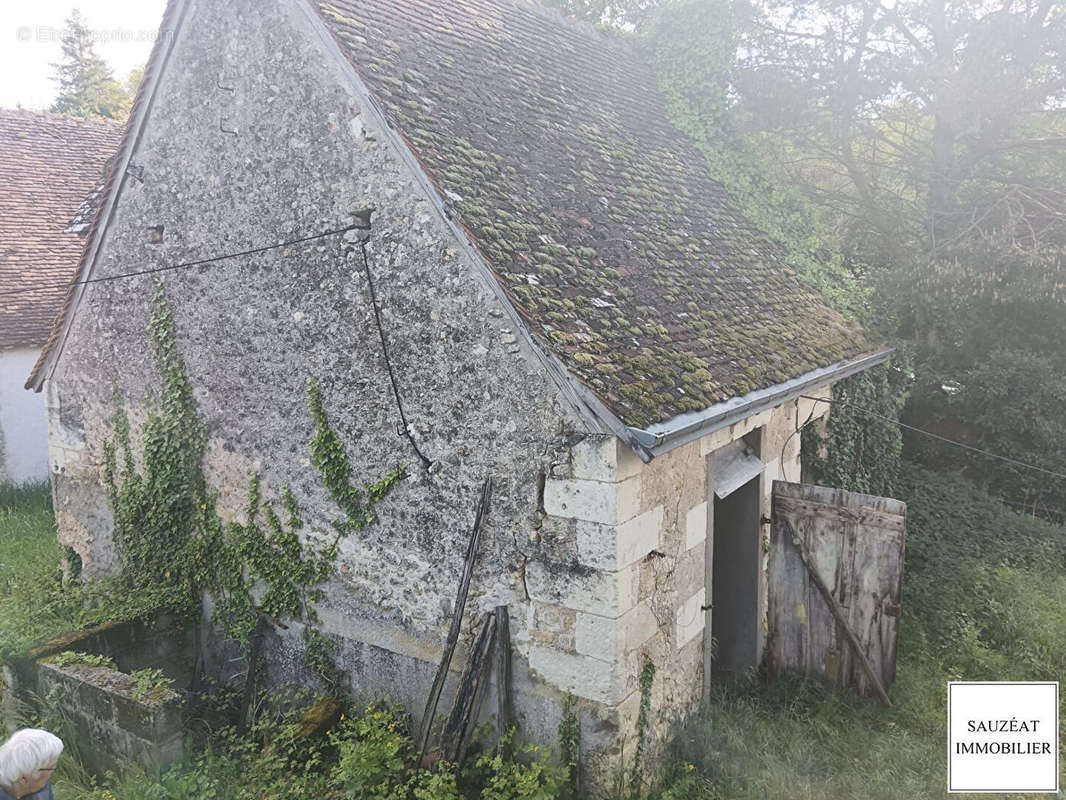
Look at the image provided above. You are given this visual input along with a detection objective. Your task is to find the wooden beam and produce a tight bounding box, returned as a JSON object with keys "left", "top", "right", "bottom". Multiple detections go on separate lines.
{"left": 495, "top": 605, "right": 513, "bottom": 732}
{"left": 442, "top": 614, "right": 497, "bottom": 763}
{"left": 416, "top": 478, "right": 493, "bottom": 762}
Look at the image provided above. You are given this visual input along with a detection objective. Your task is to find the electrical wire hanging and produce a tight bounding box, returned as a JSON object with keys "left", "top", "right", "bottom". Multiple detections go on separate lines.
{"left": 799, "top": 394, "right": 1066, "bottom": 482}
{"left": 0, "top": 222, "right": 363, "bottom": 299}
{"left": 358, "top": 239, "right": 433, "bottom": 472}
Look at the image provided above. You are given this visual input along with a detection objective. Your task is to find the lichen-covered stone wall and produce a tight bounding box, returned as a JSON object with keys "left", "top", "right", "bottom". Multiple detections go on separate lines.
{"left": 41, "top": 0, "right": 623, "bottom": 768}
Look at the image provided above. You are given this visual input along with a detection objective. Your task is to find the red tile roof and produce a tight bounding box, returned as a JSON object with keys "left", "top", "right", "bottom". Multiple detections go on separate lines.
{"left": 0, "top": 109, "right": 121, "bottom": 348}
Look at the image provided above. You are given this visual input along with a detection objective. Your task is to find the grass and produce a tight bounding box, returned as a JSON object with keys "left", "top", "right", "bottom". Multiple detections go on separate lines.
{"left": 0, "top": 482, "right": 71, "bottom": 658}
{"left": 0, "top": 482, "right": 62, "bottom": 592}
{"left": 651, "top": 461, "right": 1066, "bottom": 800}
{"left": 0, "top": 482, "right": 167, "bottom": 663}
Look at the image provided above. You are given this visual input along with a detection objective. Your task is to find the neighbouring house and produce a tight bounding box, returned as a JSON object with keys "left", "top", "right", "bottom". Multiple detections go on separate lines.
{"left": 26, "top": 0, "right": 894, "bottom": 779}
{"left": 0, "top": 109, "right": 120, "bottom": 484}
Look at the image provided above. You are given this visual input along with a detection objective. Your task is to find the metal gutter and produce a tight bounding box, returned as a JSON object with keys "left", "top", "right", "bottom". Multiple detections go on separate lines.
{"left": 627, "top": 347, "right": 894, "bottom": 458}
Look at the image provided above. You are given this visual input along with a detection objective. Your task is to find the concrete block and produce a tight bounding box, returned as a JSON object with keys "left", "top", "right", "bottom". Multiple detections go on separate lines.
{"left": 525, "top": 560, "right": 639, "bottom": 618}
{"left": 571, "top": 435, "right": 617, "bottom": 482}
{"left": 575, "top": 602, "right": 658, "bottom": 663}
{"left": 544, "top": 478, "right": 616, "bottom": 524}
{"left": 527, "top": 645, "right": 623, "bottom": 704}
{"left": 576, "top": 505, "right": 662, "bottom": 571}
{"left": 684, "top": 501, "right": 707, "bottom": 551}
{"left": 698, "top": 425, "right": 733, "bottom": 458}
{"left": 544, "top": 476, "right": 642, "bottom": 525}
{"left": 675, "top": 588, "right": 706, "bottom": 649}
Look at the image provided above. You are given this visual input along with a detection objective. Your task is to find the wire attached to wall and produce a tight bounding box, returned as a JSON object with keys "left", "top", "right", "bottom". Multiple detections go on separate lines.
{"left": 0, "top": 223, "right": 363, "bottom": 299}
{"left": 357, "top": 237, "right": 433, "bottom": 472}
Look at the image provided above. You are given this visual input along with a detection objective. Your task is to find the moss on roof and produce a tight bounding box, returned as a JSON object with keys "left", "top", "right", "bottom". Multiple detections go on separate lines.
{"left": 314, "top": 0, "right": 874, "bottom": 428}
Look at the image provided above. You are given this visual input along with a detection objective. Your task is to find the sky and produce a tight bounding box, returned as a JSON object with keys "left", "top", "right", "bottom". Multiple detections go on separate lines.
{"left": 1, "top": 0, "right": 167, "bottom": 110}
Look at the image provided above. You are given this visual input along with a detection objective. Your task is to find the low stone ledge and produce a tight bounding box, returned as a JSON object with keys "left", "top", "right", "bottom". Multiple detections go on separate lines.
{"left": 37, "top": 661, "right": 182, "bottom": 776}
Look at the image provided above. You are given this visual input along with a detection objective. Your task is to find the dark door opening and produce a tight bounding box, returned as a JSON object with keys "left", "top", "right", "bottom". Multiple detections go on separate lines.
{"left": 711, "top": 474, "right": 761, "bottom": 674}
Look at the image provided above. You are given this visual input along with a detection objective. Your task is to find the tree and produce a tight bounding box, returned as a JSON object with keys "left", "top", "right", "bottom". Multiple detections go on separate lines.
{"left": 125, "top": 65, "right": 145, "bottom": 99}
{"left": 730, "top": 0, "right": 1066, "bottom": 268}
{"left": 719, "top": 0, "right": 1066, "bottom": 511}
{"left": 538, "top": 0, "right": 665, "bottom": 28}
{"left": 50, "top": 9, "right": 131, "bottom": 121}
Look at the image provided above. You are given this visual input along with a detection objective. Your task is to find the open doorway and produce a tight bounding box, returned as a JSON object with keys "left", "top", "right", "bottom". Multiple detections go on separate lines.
{"left": 706, "top": 430, "right": 764, "bottom": 677}
{"left": 711, "top": 474, "right": 761, "bottom": 673}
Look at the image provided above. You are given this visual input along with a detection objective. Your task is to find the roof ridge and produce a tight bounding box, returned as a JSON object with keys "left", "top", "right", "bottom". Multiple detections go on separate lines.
{"left": 0, "top": 106, "right": 124, "bottom": 127}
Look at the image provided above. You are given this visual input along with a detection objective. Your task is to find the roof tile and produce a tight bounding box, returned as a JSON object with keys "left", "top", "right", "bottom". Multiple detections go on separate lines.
{"left": 0, "top": 109, "right": 121, "bottom": 348}
{"left": 314, "top": 0, "right": 874, "bottom": 427}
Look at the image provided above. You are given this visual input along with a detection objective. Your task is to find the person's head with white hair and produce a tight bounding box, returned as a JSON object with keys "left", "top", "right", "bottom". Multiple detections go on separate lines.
{"left": 0, "top": 729, "right": 63, "bottom": 799}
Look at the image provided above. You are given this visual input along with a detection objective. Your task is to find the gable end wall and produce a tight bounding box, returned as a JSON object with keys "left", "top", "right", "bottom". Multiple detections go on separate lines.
{"left": 41, "top": 0, "right": 642, "bottom": 769}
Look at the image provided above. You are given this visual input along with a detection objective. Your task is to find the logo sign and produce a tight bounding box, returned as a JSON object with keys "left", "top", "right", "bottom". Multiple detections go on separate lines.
{"left": 948, "top": 682, "right": 1059, "bottom": 793}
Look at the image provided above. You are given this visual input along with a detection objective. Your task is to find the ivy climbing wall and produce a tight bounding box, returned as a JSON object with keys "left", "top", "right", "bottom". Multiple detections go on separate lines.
{"left": 41, "top": 0, "right": 618, "bottom": 767}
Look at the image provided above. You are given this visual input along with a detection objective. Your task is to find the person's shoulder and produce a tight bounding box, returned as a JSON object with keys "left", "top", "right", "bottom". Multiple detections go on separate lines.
{"left": 26, "top": 783, "right": 53, "bottom": 800}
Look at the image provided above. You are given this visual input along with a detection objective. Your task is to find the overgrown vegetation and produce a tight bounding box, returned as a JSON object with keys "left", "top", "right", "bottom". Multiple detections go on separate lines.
{"left": 45, "top": 651, "right": 117, "bottom": 671}
{"left": 651, "top": 460, "right": 1066, "bottom": 800}
{"left": 0, "top": 483, "right": 163, "bottom": 661}
{"left": 129, "top": 668, "right": 176, "bottom": 702}
{"left": 801, "top": 356, "right": 912, "bottom": 498}
{"left": 42, "top": 687, "right": 568, "bottom": 800}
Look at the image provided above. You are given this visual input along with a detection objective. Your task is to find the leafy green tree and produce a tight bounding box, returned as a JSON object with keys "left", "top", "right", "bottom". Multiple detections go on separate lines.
{"left": 721, "top": 0, "right": 1066, "bottom": 510}
{"left": 538, "top": 0, "right": 664, "bottom": 27}
{"left": 50, "top": 9, "right": 131, "bottom": 120}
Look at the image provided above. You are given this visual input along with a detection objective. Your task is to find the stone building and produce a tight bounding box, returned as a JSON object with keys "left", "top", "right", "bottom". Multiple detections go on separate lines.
{"left": 26, "top": 0, "right": 891, "bottom": 776}
{"left": 0, "top": 109, "right": 119, "bottom": 484}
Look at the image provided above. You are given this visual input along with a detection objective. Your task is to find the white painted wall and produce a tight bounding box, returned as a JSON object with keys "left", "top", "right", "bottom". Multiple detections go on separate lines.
{"left": 0, "top": 347, "right": 49, "bottom": 484}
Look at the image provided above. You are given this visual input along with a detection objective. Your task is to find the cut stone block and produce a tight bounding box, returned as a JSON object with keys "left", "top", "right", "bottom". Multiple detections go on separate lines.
{"left": 544, "top": 476, "right": 641, "bottom": 525}
{"left": 577, "top": 506, "right": 663, "bottom": 571}
{"left": 527, "top": 645, "right": 623, "bottom": 704}
{"left": 684, "top": 501, "right": 707, "bottom": 551}
{"left": 575, "top": 602, "right": 658, "bottom": 662}
{"left": 525, "top": 559, "right": 638, "bottom": 618}
{"left": 571, "top": 435, "right": 617, "bottom": 482}
{"left": 675, "top": 588, "right": 706, "bottom": 649}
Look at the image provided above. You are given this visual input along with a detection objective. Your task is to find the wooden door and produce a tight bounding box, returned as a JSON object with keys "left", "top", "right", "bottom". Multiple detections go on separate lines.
{"left": 768, "top": 481, "right": 906, "bottom": 701}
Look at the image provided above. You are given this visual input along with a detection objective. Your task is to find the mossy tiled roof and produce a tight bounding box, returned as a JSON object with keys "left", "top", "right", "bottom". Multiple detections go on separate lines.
{"left": 313, "top": 0, "right": 874, "bottom": 428}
